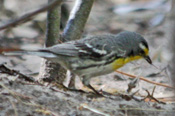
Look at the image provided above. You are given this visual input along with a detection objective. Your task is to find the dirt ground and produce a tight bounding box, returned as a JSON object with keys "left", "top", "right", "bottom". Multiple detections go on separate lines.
{"left": 0, "top": 0, "right": 175, "bottom": 116}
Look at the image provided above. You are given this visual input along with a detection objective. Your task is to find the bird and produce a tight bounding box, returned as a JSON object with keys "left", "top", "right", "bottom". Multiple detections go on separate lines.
{"left": 4, "top": 31, "right": 152, "bottom": 94}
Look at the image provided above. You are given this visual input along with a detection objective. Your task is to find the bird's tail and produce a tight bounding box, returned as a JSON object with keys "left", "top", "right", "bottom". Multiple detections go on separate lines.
{"left": 3, "top": 50, "right": 57, "bottom": 58}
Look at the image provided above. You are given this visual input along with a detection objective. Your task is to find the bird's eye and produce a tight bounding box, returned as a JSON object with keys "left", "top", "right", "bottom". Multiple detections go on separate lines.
{"left": 140, "top": 50, "right": 145, "bottom": 55}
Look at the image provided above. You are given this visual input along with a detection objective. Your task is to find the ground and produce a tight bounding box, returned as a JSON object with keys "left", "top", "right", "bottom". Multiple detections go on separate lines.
{"left": 0, "top": 0, "right": 175, "bottom": 116}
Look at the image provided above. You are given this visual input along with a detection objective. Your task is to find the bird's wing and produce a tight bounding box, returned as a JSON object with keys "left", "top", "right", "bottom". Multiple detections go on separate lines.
{"left": 74, "top": 35, "right": 127, "bottom": 60}
{"left": 41, "top": 35, "right": 127, "bottom": 59}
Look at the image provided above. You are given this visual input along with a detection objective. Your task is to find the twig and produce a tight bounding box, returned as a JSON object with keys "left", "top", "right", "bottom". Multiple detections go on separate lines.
{"left": 35, "top": 109, "right": 60, "bottom": 116}
{"left": 120, "top": 90, "right": 140, "bottom": 101}
{"left": 116, "top": 107, "right": 175, "bottom": 112}
{"left": 115, "top": 70, "right": 175, "bottom": 89}
{"left": 152, "top": 96, "right": 175, "bottom": 102}
{"left": 0, "top": 64, "right": 83, "bottom": 96}
{"left": 1, "top": 92, "right": 32, "bottom": 100}
{"left": 49, "top": 86, "right": 71, "bottom": 96}
{"left": 0, "top": 0, "right": 63, "bottom": 31}
{"left": 127, "top": 77, "right": 139, "bottom": 93}
{"left": 9, "top": 98, "right": 19, "bottom": 116}
{"left": 0, "top": 64, "right": 35, "bottom": 82}
{"left": 151, "top": 86, "right": 156, "bottom": 96}
{"left": 80, "top": 103, "right": 111, "bottom": 116}
{"left": 144, "top": 89, "right": 166, "bottom": 104}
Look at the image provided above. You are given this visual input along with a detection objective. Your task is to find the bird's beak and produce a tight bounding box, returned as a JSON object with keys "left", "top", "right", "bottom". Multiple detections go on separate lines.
{"left": 144, "top": 56, "right": 152, "bottom": 64}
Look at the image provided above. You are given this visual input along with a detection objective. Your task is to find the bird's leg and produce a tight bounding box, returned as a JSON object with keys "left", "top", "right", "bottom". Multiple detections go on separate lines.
{"left": 82, "top": 76, "right": 103, "bottom": 96}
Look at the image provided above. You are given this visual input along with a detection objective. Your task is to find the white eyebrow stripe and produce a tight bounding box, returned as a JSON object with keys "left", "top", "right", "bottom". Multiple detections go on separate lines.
{"left": 139, "top": 43, "right": 146, "bottom": 50}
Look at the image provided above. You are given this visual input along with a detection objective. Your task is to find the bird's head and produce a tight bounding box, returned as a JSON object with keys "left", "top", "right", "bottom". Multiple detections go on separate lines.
{"left": 118, "top": 31, "right": 152, "bottom": 64}
{"left": 137, "top": 41, "right": 152, "bottom": 64}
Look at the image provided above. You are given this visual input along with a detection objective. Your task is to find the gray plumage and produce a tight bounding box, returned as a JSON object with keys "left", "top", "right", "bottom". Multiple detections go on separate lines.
{"left": 4, "top": 31, "right": 150, "bottom": 93}
{"left": 4, "top": 31, "right": 149, "bottom": 75}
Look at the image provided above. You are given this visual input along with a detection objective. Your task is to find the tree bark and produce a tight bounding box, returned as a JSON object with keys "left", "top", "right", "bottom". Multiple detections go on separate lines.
{"left": 62, "top": 0, "right": 94, "bottom": 88}
{"left": 39, "top": 0, "right": 66, "bottom": 85}
{"left": 39, "top": 0, "right": 94, "bottom": 88}
{"left": 62, "top": 0, "right": 94, "bottom": 41}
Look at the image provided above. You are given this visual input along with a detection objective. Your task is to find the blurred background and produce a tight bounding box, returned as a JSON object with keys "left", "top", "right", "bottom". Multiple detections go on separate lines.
{"left": 0, "top": 0, "right": 174, "bottom": 101}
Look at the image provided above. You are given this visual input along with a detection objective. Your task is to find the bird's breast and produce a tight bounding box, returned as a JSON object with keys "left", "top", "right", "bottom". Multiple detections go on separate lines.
{"left": 112, "top": 55, "right": 142, "bottom": 70}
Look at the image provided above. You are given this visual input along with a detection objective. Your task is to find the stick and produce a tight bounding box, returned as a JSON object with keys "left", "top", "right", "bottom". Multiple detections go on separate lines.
{"left": 115, "top": 70, "right": 175, "bottom": 89}
{"left": 0, "top": 0, "right": 63, "bottom": 31}
{"left": 0, "top": 64, "right": 35, "bottom": 82}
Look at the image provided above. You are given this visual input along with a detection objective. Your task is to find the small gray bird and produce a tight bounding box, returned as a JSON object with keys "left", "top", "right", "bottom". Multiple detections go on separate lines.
{"left": 4, "top": 31, "right": 152, "bottom": 94}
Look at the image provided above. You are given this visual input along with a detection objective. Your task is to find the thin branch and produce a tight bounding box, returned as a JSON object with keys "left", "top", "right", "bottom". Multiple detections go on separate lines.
{"left": 0, "top": 0, "right": 63, "bottom": 31}
{"left": 9, "top": 98, "right": 18, "bottom": 116}
{"left": 80, "top": 103, "right": 111, "bottom": 116}
{"left": 115, "top": 70, "right": 175, "bottom": 89}
{"left": 62, "top": 0, "right": 94, "bottom": 41}
{"left": 0, "top": 64, "right": 35, "bottom": 82}
{"left": 144, "top": 89, "right": 166, "bottom": 104}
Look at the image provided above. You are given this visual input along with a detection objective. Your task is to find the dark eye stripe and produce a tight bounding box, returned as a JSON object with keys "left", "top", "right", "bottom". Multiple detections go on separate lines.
{"left": 140, "top": 50, "right": 145, "bottom": 55}
{"left": 141, "top": 41, "right": 148, "bottom": 49}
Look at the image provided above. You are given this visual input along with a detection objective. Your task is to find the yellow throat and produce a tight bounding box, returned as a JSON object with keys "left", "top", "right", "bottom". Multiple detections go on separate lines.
{"left": 112, "top": 48, "right": 149, "bottom": 70}
{"left": 112, "top": 55, "right": 142, "bottom": 70}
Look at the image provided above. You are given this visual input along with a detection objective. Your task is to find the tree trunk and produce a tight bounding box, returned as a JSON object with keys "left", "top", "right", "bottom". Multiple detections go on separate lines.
{"left": 62, "top": 0, "right": 94, "bottom": 88}
{"left": 39, "top": 0, "right": 94, "bottom": 89}
{"left": 39, "top": 0, "right": 66, "bottom": 86}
